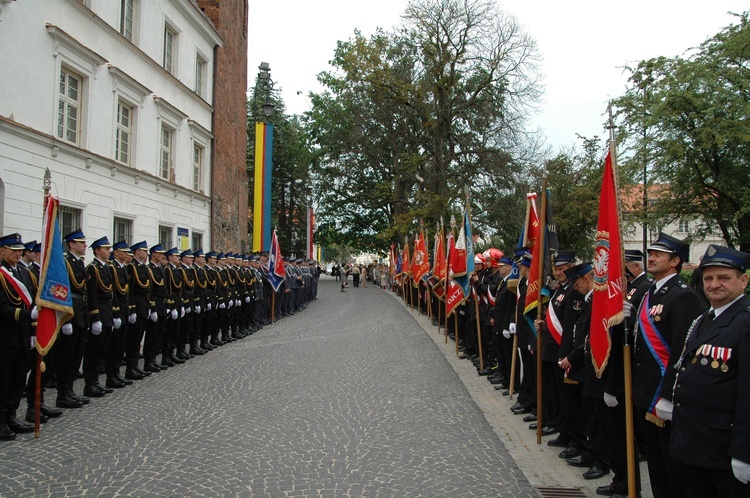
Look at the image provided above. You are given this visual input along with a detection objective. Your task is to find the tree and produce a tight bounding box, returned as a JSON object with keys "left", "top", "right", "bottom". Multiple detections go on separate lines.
{"left": 307, "top": 0, "right": 543, "bottom": 252}
{"left": 613, "top": 12, "right": 750, "bottom": 250}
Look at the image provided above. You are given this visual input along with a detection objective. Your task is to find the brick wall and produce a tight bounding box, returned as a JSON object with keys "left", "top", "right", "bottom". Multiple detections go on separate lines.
{"left": 197, "top": 0, "right": 249, "bottom": 253}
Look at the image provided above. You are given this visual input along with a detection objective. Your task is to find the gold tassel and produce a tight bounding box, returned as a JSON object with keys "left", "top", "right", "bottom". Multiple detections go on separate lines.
{"left": 645, "top": 412, "right": 666, "bottom": 428}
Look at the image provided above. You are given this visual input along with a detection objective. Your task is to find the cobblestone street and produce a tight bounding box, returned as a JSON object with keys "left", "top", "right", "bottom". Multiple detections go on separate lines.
{"left": 1, "top": 278, "right": 533, "bottom": 497}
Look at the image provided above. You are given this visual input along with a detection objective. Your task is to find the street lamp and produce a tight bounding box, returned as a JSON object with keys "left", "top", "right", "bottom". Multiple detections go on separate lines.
{"left": 252, "top": 62, "right": 275, "bottom": 252}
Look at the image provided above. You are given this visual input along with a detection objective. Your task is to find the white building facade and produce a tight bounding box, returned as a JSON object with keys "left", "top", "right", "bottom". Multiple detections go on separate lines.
{"left": 0, "top": 0, "right": 222, "bottom": 250}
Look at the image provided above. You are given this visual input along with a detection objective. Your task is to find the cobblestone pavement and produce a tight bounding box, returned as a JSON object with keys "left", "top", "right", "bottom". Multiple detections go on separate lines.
{"left": 1, "top": 278, "right": 533, "bottom": 497}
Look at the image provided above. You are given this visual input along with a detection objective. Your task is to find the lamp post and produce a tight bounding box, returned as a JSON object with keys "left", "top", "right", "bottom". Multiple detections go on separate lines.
{"left": 252, "top": 62, "right": 275, "bottom": 252}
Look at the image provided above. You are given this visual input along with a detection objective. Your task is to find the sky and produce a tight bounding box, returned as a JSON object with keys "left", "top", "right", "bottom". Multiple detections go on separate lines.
{"left": 248, "top": 1, "right": 747, "bottom": 153}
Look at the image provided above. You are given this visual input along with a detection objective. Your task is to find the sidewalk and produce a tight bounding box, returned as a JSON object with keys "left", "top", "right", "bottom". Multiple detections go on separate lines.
{"left": 399, "top": 297, "right": 652, "bottom": 498}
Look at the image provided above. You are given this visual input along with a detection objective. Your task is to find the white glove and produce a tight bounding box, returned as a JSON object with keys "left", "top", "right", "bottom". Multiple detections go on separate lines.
{"left": 235, "top": 299, "right": 241, "bottom": 307}
{"left": 147, "top": 308, "right": 151, "bottom": 317}
{"left": 604, "top": 393, "right": 619, "bottom": 408}
{"left": 655, "top": 398, "right": 673, "bottom": 421}
{"left": 170, "top": 309, "right": 178, "bottom": 320}
{"left": 502, "top": 329, "right": 511, "bottom": 339}
{"left": 228, "top": 300, "right": 233, "bottom": 308}
{"left": 113, "top": 318, "right": 122, "bottom": 329}
{"left": 61, "top": 323, "right": 73, "bottom": 335}
{"left": 31, "top": 306, "right": 39, "bottom": 320}
{"left": 731, "top": 458, "right": 750, "bottom": 484}
{"left": 219, "top": 303, "right": 226, "bottom": 310}
{"left": 91, "top": 321, "right": 102, "bottom": 336}
{"left": 622, "top": 300, "right": 635, "bottom": 319}
{"left": 185, "top": 306, "right": 191, "bottom": 314}
{"left": 149, "top": 312, "right": 158, "bottom": 322}
{"left": 508, "top": 323, "right": 517, "bottom": 335}
{"left": 207, "top": 303, "right": 212, "bottom": 311}
{"left": 180, "top": 307, "right": 185, "bottom": 318}
{"left": 195, "top": 305, "right": 201, "bottom": 314}
{"left": 128, "top": 313, "right": 137, "bottom": 324}
{"left": 245, "top": 296, "right": 251, "bottom": 303}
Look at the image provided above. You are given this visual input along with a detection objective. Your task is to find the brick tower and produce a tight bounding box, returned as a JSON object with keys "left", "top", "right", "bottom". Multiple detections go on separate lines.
{"left": 197, "top": 0, "right": 249, "bottom": 252}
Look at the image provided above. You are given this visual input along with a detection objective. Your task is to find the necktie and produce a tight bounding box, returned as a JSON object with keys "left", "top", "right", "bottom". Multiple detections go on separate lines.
{"left": 698, "top": 309, "right": 715, "bottom": 336}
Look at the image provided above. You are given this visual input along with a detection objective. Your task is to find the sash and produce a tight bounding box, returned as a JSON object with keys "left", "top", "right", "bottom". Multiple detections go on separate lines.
{"left": 638, "top": 291, "right": 670, "bottom": 427}
{"left": 487, "top": 286, "right": 496, "bottom": 306}
{"left": 0, "top": 266, "right": 33, "bottom": 309}
{"left": 545, "top": 296, "right": 563, "bottom": 345}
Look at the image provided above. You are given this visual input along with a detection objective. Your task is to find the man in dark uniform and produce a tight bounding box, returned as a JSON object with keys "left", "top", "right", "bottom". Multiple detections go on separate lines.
{"left": 249, "top": 255, "right": 266, "bottom": 331}
{"left": 204, "top": 251, "right": 221, "bottom": 347}
{"left": 106, "top": 241, "right": 132, "bottom": 388}
{"left": 178, "top": 250, "right": 198, "bottom": 357}
{"left": 670, "top": 245, "right": 750, "bottom": 497}
{"left": 492, "top": 255, "right": 515, "bottom": 391}
{"left": 143, "top": 244, "right": 167, "bottom": 372}
{"left": 83, "top": 236, "right": 114, "bottom": 398}
{"left": 126, "top": 241, "right": 152, "bottom": 379}
{"left": 163, "top": 247, "right": 184, "bottom": 365}
{"left": 0, "top": 234, "right": 38, "bottom": 438}
{"left": 510, "top": 252, "right": 535, "bottom": 414}
{"left": 535, "top": 250, "right": 577, "bottom": 439}
{"left": 632, "top": 232, "right": 702, "bottom": 498}
{"left": 57, "top": 230, "right": 90, "bottom": 409}
{"left": 192, "top": 249, "right": 212, "bottom": 350}
{"left": 482, "top": 249, "right": 504, "bottom": 381}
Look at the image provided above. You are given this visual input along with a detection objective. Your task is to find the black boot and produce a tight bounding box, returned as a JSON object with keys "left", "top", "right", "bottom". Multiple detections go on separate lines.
{"left": 0, "top": 418, "right": 17, "bottom": 440}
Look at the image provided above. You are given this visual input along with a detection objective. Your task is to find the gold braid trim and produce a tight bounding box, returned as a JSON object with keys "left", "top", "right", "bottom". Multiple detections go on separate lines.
{"left": 227, "top": 269, "right": 236, "bottom": 285}
{"left": 88, "top": 263, "right": 112, "bottom": 293}
{"left": 111, "top": 263, "right": 129, "bottom": 294}
{"left": 148, "top": 265, "right": 164, "bottom": 287}
{"left": 66, "top": 259, "right": 86, "bottom": 290}
{"left": 193, "top": 267, "right": 207, "bottom": 289}
{"left": 168, "top": 266, "right": 183, "bottom": 290}
{"left": 216, "top": 268, "right": 228, "bottom": 288}
{"left": 130, "top": 263, "right": 151, "bottom": 289}
{"left": 180, "top": 267, "right": 194, "bottom": 289}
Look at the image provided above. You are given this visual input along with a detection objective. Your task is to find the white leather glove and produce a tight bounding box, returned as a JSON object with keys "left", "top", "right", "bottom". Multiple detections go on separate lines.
{"left": 207, "top": 303, "right": 212, "bottom": 311}
{"left": 655, "top": 398, "right": 673, "bottom": 421}
{"left": 113, "top": 318, "right": 122, "bottom": 330}
{"left": 185, "top": 306, "right": 191, "bottom": 314}
{"left": 147, "top": 308, "right": 151, "bottom": 317}
{"left": 508, "top": 323, "right": 517, "bottom": 335}
{"left": 31, "top": 306, "right": 39, "bottom": 320}
{"left": 219, "top": 303, "right": 226, "bottom": 310}
{"left": 228, "top": 300, "right": 234, "bottom": 308}
{"left": 195, "top": 305, "right": 201, "bottom": 314}
{"left": 91, "top": 321, "right": 102, "bottom": 336}
{"left": 622, "top": 300, "right": 635, "bottom": 319}
{"left": 128, "top": 313, "right": 137, "bottom": 324}
{"left": 731, "top": 458, "right": 750, "bottom": 484}
{"left": 149, "top": 312, "right": 158, "bottom": 322}
{"left": 245, "top": 296, "right": 251, "bottom": 303}
{"left": 170, "top": 309, "right": 178, "bottom": 320}
{"left": 61, "top": 323, "right": 73, "bottom": 335}
{"left": 604, "top": 393, "right": 619, "bottom": 408}
{"left": 235, "top": 299, "right": 241, "bottom": 307}
{"left": 502, "top": 329, "right": 511, "bottom": 339}
{"left": 180, "top": 307, "right": 185, "bottom": 318}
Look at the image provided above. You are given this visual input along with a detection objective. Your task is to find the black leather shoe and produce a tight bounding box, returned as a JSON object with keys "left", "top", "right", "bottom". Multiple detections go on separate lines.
{"left": 0, "top": 419, "right": 16, "bottom": 440}
{"left": 176, "top": 350, "right": 190, "bottom": 360}
{"left": 125, "top": 369, "right": 144, "bottom": 380}
{"left": 134, "top": 367, "right": 151, "bottom": 377}
{"left": 547, "top": 436, "right": 569, "bottom": 447}
{"left": 541, "top": 426, "right": 558, "bottom": 436}
{"left": 72, "top": 393, "right": 90, "bottom": 405}
{"left": 7, "top": 415, "right": 35, "bottom": 433}
{"left": 596, "top": 482, "right": 617, "bottom": 496}
{"left": 189, "top": 347, "right": 205, "bottom": 356}
{"left": 559, "top": 446, "right": 581, "bottom": 459}
{"left": 97, "top": 383, "right": 113, "bottom": 394}
{"left": 115, "top": 374, "right": 133, "bottom": 385}
{"left": 56, "top": 393, "right": 84, "bottom": 409}
{"left": 528, "top": 423, "right": 538, "bottom": 430}
{"left": 83, "top": 386, "right": 105, "bottom": 398}
{"left": 40, "top": 404, "right": 63, "bottom": 418}
{"left": 25, "top": 410, "right": 49, "bottom": 424}
{"left": 522, "top": 414, "right": 537, "bottom": 422}
{"left": 583, "top": 466, "right": 610, "bottom": 480}
{"left": 511, "top": 404, "right": 531, "bottom": 414}
{"left": 106, "top": 377, "right": 126, "bottom": 389}
{"left": 143, "top": 363, "right": 161, "bottom": 373}
{"left": 566, "top": 455, "right": 595, "bottom": 467}
{"left": 489, "top": 377, "right": 505, "bottom": 385}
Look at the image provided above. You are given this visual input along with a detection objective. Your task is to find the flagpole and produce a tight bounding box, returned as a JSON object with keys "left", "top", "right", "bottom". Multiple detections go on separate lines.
{"left": 535, "top": 181, "right": 548, "bottom": 444}
{"left": 464, "top": 189, "right": 484, "bottom": 373}
{"left": 608, "top": 105, "right": 637, "bottom": 498}
{"left": 509, "top": 196, "right": 532, "bottom": 399}
{"left": 34, "top": 168, "right": 52, "bottom": 437}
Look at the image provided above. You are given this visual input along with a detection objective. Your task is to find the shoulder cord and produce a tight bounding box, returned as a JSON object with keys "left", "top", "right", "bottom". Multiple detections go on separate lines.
{"left": 88, "top": 263, "right": 112, "bottom": 293}
{"left": 111, "top": 263, "right": 129, "bottom": 294}
{"left": 0, "top": 273, "right": 21, "bottom": 306}
{"left": 130, "top": 263, "right": 151, "bottom": 289}
{"left": 193, "top": 267, "right": 207, "bottom": 289}
{"left": 180, "top": 267, "right": 194, "bottom": 289}
{"left": 168, "top": 267, "right": 183, "bottom": 291}
{"left": 148, "top": 265, "right": 164, "bottom": 287}
{"left": 66, "top": 259, "right": 86, "bottom": 290}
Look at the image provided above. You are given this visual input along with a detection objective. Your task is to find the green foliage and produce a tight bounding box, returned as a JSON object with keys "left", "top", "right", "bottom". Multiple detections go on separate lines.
{"left": 613, "top": 12, "right": 750, "bottom": 250}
